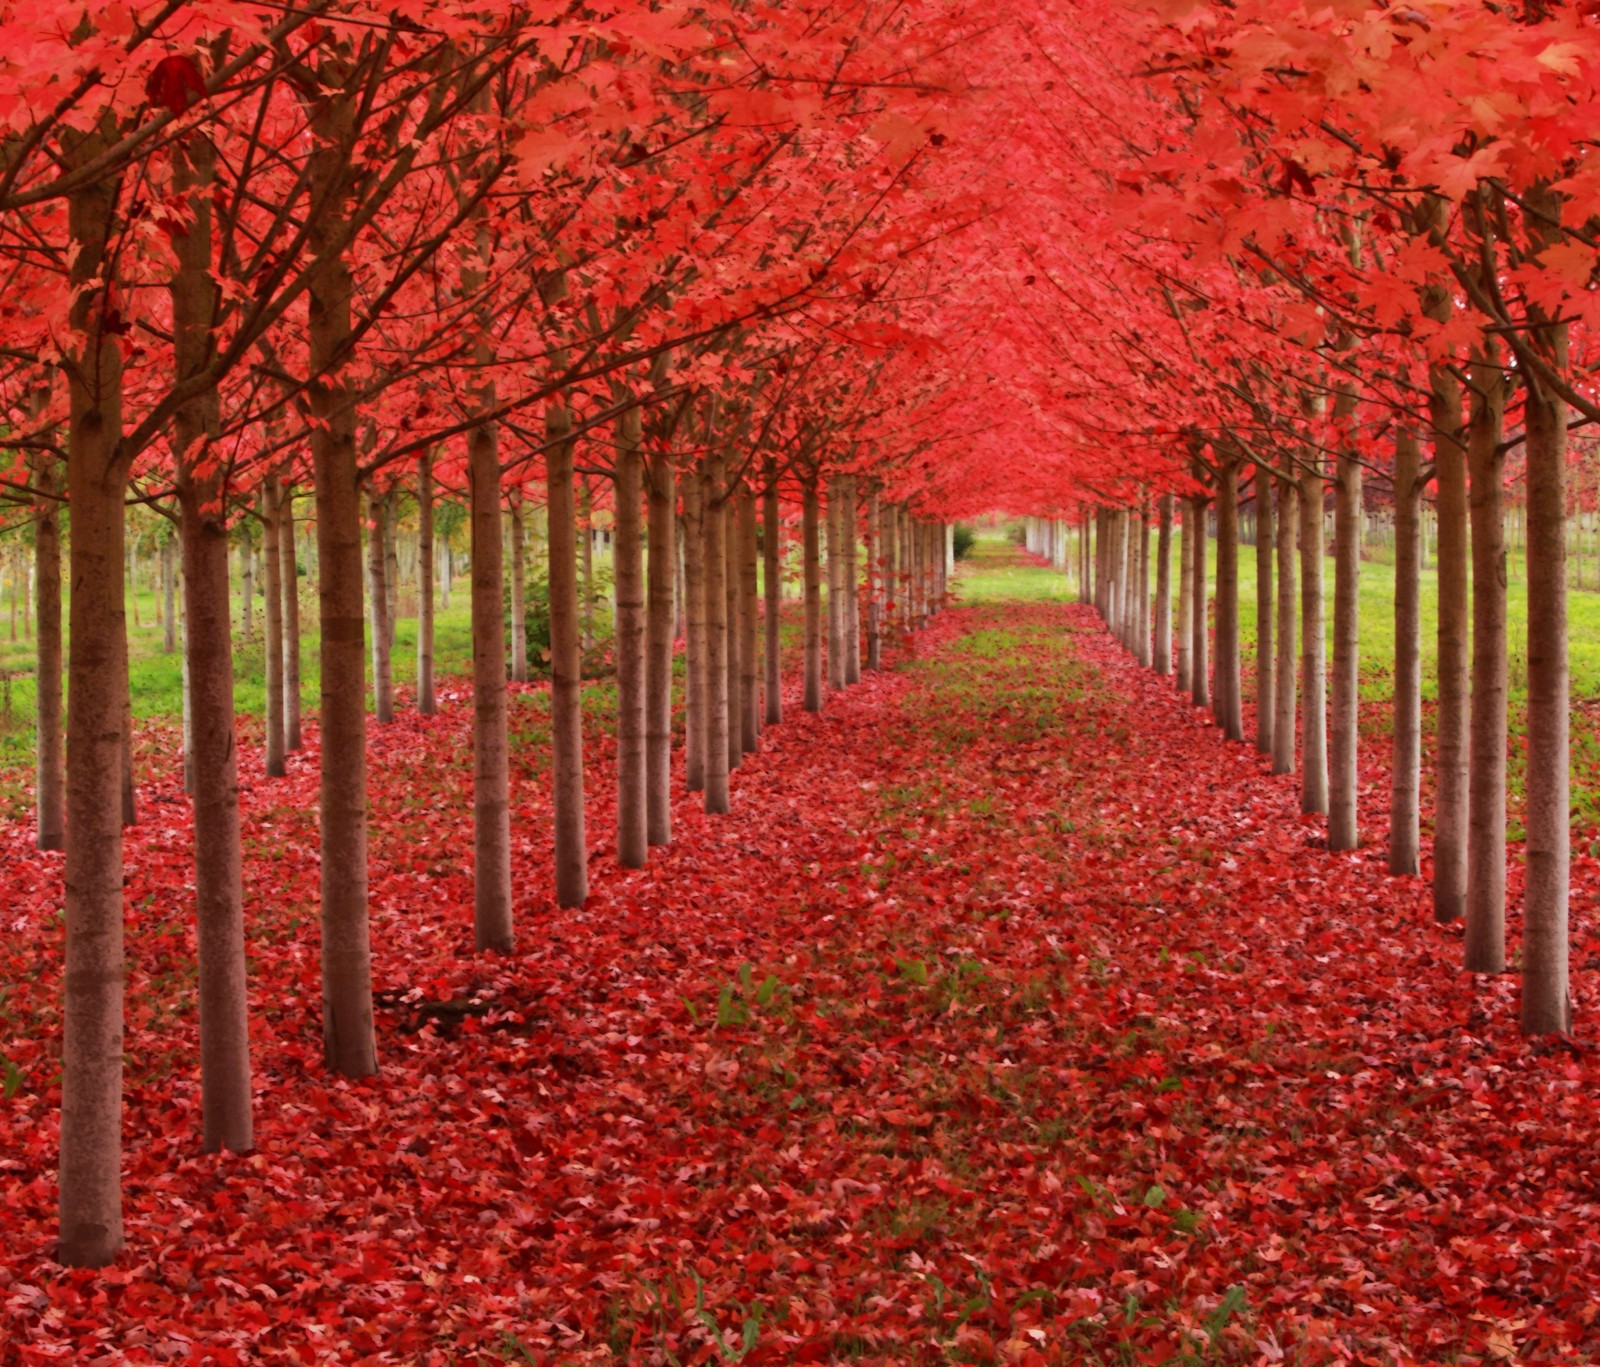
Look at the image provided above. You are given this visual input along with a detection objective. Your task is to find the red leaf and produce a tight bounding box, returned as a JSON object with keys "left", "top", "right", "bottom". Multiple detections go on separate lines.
{"left": 144, "top": 55, "right": 206, "bottom": 116}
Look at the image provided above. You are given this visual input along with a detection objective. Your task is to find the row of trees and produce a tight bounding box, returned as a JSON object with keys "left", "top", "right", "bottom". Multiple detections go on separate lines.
{"left": 6, "top": 0, "right": 1600, "bottom": 1272}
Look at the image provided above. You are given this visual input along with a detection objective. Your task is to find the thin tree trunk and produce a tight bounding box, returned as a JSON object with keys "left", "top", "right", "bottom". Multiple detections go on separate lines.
{"left": 469, "top": 399, "right": 513, "bottom": 948}
{"left": 1273, "top": 477, "right": 1298, "bottom": 777}
{"left": 1137, "top": 503, "right": 1151, "bottom": 668}
{"left": 826, "top": 483, "right": 844, "bottom": 690}
{"left": 1215, "top": 465, "right": 1242, "bottom": 740}
{"left": 34, "top": 463, "right": 64, "bottom": 852}
{"left": 1191, "top": 496, "right": 1210, "bottom": 709}
{"left": 1176, "top": 501, "right": 1193, "bottom": 694}
{"left": 59, "top": 141, "right": 133, "bottom": 1266}
{"left": 239, "top": 523, "right": 254, "bottom": 639}
{"left": 1254, "top": 467, "right": 1274, "bottom": 755}
{"left": 279, "top": 488, "right": 302, "bottom": 752}
{"left": 803, "top": 482, "right": 823, "bottom": 712}
{"left": 843, "top": 477, "right": 861, "bottom": 684}
{"left": 579, "top": 477, "right": 595, "bottom": 657}
{"left": 1521, "top": 189, "right": 1571, "bottom": 1033}
{"left": 882, "top": 500, "right": 898, "bottom": 642}
{"left": 1390, "top": 429, "right": 1422, "bottom": 876}
{"left": 1154, "top": 494, "right": 1173, "bottom": 676}
{"left": 614, "top": 406, "right": 648, "bottom": 869}
{"left": 1431, "top": 341, "right": 1470, "bottom": 924}
{"left": 762, "top": 465, "right": 781, "bottom": 726}
{"left": 1329, "top": 450, "right": 1362, "bottom": 849}
{"left": 683, "top": 468, "right": 707, "bottom": 791}
{"left": 866, "top": 485, "right": 882, "bottom": 672}
{"left": 308, "top": 92, "right": 375, "bottom": 1080}
{"left": 646, "top": 457, "right": 676, "bottom": 845}
{"left": 161, "top": 532, "right": 177, "bottom": 656}
{"left": 383, "top": 490, "right": 398, "bottom": 659}
{"left": 739, "top": 485, "right": 760, "bottom": 754}
{"left": 367, "top": 487, "right": 393, "bottom": 725}
{"left": 263, "top": 480, "right": 286, "bottom": 778}
{"left": 417, "top": 453, "right": 436, "bottom": 716}
{"left": 703, "top": 452, "right": 731, "bottom": 813}
{"left": 1299, "top": 465, "right": 1328, "bottom": 815}
{"left": 724, "top": 473, "right": 742, "bottom": 769}
{"left": 509, "top": 494, "right": 528, "bottom": 684}
{"left": 547, "top": 397, "right": 589, "bottom": 906}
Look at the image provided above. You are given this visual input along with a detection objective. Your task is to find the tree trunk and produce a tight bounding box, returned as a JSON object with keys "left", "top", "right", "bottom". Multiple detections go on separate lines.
{"left": 509, "top": 494, "right": 528, "bottom": 684}
{"left": 469, "top": 403, "right": 512, "bottom": 948}
{"left": 1254, "top": 468, "right": 1274, "bottom": 755}
{"left": 826, "top": 483, "right": 844, "bottom": 690}
{"left": 866, "top": 485, "right": 882, "bottom": 671}
{"left": 762, "top": 466, "right": 781, "bottom": 726}
{"left": 739, "top": 485, "right": 760, "bottom": 754}
{"left": 34, "top": 464, "right": 64, "bottom": 852}
{"left": 683, "top": 468, "right": 707, "bottom": 791}
{"left": 1390, "top": 430, "right": 1422, "bottom": 875}
{"left": 263, "top": 480, "right": 286, "bottom": 778}
{"left": 383, "top": 490, "right": 398, "bottom": 659}
{"left": 417, "top": 453, "right": 436, "bottom": 716}
{"left": 239, "top": 523, "right": 254, "bottom": 639}
{"left": 59, "top": 142, "right": 133, "bottom": 1267}
{"left": 1215, "top": 466, "right": 1242, "bottom": 740}
{"left": 703, "top": 452, "right": 731, "bottom": 813}
{"left": 1432, "top": 352, "right": 1470, "bottom": 924}
{"left": 1273, "top": 476, "right": 1298, "bottom": 777}
{"left": 843, "top": 477, "right": 861, "bottom": 683}
{"left": 1136, "top": 503, "right": 1151, "bottom": 667}
{"left": 1299, "top": 465, "right": 1328, "bottom": 815}
{"left": 1175, "top": 502, "right": 1192, "bottom": 694}
{"left": 579, "top": 477, "right": 595, "bottom": 657}
{"left": 1153, "top": 495, "right": 1173, "bottom": 676}
{"left": 279, "top": 488, "right": 302, "bottom": 752}
{"left": 161, "top": 532, "right": 178, "bottom": 656}
{"left": 308, "top": 93, "right": 376, "bottom": 1080}
{"left": 1521, "top": 189, "right": 1571, "bottom": 1033}
{"left": 803, "top": 482, "right": 823, "bottom": 712}
{"left": 1465, "top": 356, "right": 1508, "bottom": 971}
{"left": 1329, "top": 450, "right": 1362, "bottom": 849}
{"left": 614, "top": 407, "right": 648, "bottom": 869}
{"left": 724, "top": 473, "right": 742, "bottom": 769}
{"left": 1190, "top": 497, "right": 1209, "bottom": 709}
{"left": 367, "top": 487, "right": 393, "bottom": 724}
{"left": 646, "top": 456, "right": 675, "bottom": 845}
{"left": 882, "top": 499, "right": 898, "bottom": 642}
{"left": 547, "top": 399, "right": 589, "bottom": 906}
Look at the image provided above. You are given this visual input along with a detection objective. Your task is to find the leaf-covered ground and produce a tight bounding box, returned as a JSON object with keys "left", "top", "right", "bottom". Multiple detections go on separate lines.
{"left": 4, "top": 544, "right": 1600, "bottom": 1365}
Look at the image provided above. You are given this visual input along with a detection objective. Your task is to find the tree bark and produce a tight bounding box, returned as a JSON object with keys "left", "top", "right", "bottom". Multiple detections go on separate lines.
{"left": 1190, "top": 496, "right": 1209, "bottom": 709}
{"left": 308, "top": 91, "right": 376, "bottom": 1080}
{"left": 761, "top": 465, "right": 781, "bottom": 726}
{"left": 738, "top": 484, "right": 760, "bottom": 754}
{"left": 59, "top": 136, "right": 133, "bottom": 1267}
{"left": 1136, "top": 502, "right": 1151, "bottom": 668}
{"left": 579, "top": 477, "right": 596, "bottom": 657}
{"left": 1273, "top": 477, "right": 1298, "bottom": 777}
{"left": 1329, "top": 450, "right": 1362, "bottom": 849}
{"left": 803, "top": 481, "right": 823, "bottom": 712}
{"left": 263, "top": 480, "right": 286, "bottom": 778}
{"left": 161, "top": 530, "right": 178, "bottom": 656}
{"left": 866, "top": 485, "right": 882, "bottom": 671}
{"left": 417, "top": 453, "right": 436, "bottom": 716}
{"left": 1521, "top": 186, "right": 1571, "bottom": 1033}
{"left": 469, "top": 401, "right": 512, "bottom": 948}
{"left": 239, "top": 523, "right": 254, "bottom": 639}
{"left": 1389, "top": 430, "right": 1422, "bottom": 875}
{"left": 547, "top": 398, "right": 589, "bottom": 906}
{"left": 1254, "top": 468, "right": 1274, "bottom": 755}
{"left": 614, "top": 406, "right": 648, "bottom": 869}
{"left": 1215, "top": 465, "right": 1242, "bottom": 740}
{"left": 1465, "top": 357, "right": 1508, "bottom": 971}
{"left": 1432, "top": 346, "right": 1470, "bottom": 924}
{"left": 34, "top": 463, "right": 64, "bottom": 852}
{"left": 724, "top": 472, "right": 742, "bottom": 769}
{"left": 1176, "top": 501, "right": 1193, "bottom": 694}
{"left": 509, "top": 494, "right": 528, "bottom": 684}
{"left": 703, "top": 451, "right": 731, "bottom": 813}
{"left": 881, "top": 499, "right": 898, "bottom": 642}
{"left": 1153, "top": 495, "right": 1173, "bottom": 676}
{"left": 279, "top": 488, "right": 302, "bottom": 752}
{"left": 646, "top": 456, "right": 675, "bottom": 845}
{"left": 843, "top": 477, "right": 861, "bottom": 684}
{"left": 683, "top": 467, "right": 707, "bottom": 791}
{"left": 826, "top": 482, "right": 844, "bottom": 690}
{"left": 366, "top": 489, "right": 393, "bottom": 724}
{"left": 1299, "top": 464, "right": 1328, "bottom": 815}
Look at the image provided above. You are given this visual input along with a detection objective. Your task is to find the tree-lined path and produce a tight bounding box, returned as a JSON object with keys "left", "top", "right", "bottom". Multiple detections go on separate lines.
{"left": 5, "top": 541, "right": 1598, "bottom": 1362}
